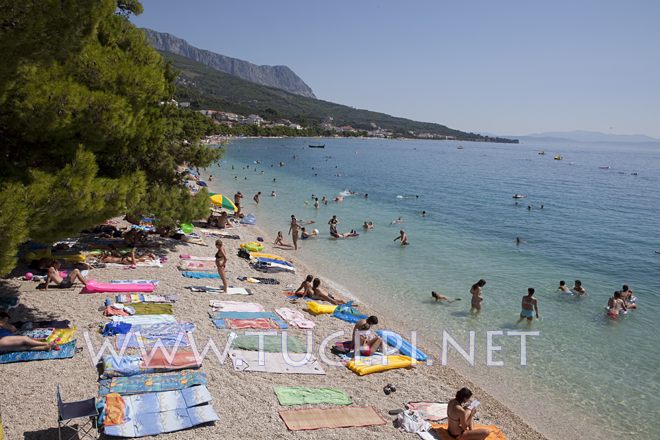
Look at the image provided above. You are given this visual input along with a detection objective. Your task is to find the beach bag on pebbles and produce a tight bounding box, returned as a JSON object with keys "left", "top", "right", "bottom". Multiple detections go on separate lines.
{"left": 395, "top": 410, "right": 430, "bottom": 433}
{"left": 237, "top": 248, "right": 251, "bottom": 260}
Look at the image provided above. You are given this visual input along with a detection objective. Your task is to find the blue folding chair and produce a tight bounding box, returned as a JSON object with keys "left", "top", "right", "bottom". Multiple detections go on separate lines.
{"left": 56, "top": 384, "right": 98, "bottom": 440}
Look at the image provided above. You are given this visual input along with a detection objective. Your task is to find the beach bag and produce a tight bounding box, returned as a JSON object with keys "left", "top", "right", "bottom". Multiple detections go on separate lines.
{"left": 396, "top": 410, "right": 430, "bottom": 433}
{"left": 237, "top": 248, "right": 251, "bottom": 260}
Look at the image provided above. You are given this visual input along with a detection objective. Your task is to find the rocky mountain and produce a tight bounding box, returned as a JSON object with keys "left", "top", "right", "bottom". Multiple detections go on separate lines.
{"left": 143, "top": 29, "right": 316, "bottom": 98}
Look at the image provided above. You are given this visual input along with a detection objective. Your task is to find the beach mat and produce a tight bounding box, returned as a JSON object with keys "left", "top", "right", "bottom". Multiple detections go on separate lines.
{"left": 274, "top": 387, "right": 352, "bottom": 406}
{"left": 178, "top": 261, "right": 217, "bottom": 271}
{"left": 111, "top": 280, "right": 160, "bottom": 285}
{"left": 103, "top": 387, "right": 218, "bottom": 437}
{"left": 112, "top": 314, "right": 177, "bottom": 326}
{"left": 98, "top": 371, "right": 207, "bottom": 396}
{"left": 406, "top": 402, "right": 448, "bottom": 421}
{"left": 232, "top": 334, "right": 307, "bottom": 353}
{"left": 181, "top": 271, "right": 219, "bottom": 279}
{"left": 104, "top": 260, "right": 163, "bottom": 268}
{"left": 130, "top": 303, "right": 174, "bottom": 315}
{"left": 229, "top": 350, "right": 325, "bottom": 375}
{"left": 214, "top": 318, "right": 283, "bottom": 330}
{"left": 209, "top": 300, "right": 264, "bottom": 312}
{"left": 431, "top": 424, "right": 508, "bottom": 440}
{"left": 276, "top": 307, "right": 315, "bottom": 329}
{"left": 187, "top": 286, "right": 252, "bottom": 295}
{"left": 82, "top": 280, "right": 155, "bottom": 293}
{"left": 279, "top": 406, "right": 385, "bottom": 431}
{"left": 0, "top": 340, "right": 76, "bottom": 364}
{"left": 115, "top": 294, "right": 176, "bottom": 304}
{"left": 377, "top": 330, "right": 429, "bottom": 361}
{"left": 116, "top": 324, "right": 193, "bottom": 348}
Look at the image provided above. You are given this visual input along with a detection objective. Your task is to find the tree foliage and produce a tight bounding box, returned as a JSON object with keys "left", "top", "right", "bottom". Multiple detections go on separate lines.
{"left": 0, "top": 1, "right": 221, "bottom": 275}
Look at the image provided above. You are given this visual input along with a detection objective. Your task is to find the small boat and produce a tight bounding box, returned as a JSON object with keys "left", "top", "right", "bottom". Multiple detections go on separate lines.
{"left": 512, "top": 194, "right": 527, "bottom": 199}
{"left": 599, "top": 166, "right": 610, "bottom": 170}
{"left": 554, "top": 155, "right": 563, "bottom": 160}
{"left": 457, "top": 145, "right": 464, "bottom": 149}
{"left": 538, "top": 151, "right": 545, "bottom": 155}
{"left": 309, "top": 144, "right": 325, "bottom": 148}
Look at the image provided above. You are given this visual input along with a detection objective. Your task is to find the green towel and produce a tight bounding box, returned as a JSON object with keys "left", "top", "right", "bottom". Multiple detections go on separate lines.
{"left": 131, "top": 303, "right": 173, "bottom": 315}
{"left": 232, "top": 334, "right": 307, "bottom": 353}
{"left": 274, "top": 386, "right": 352, "bottom": 406}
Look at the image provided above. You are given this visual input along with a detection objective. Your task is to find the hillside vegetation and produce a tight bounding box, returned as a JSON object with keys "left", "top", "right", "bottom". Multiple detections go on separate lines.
{"left": 161, "top": 51, "right": 516, "bottom": 143}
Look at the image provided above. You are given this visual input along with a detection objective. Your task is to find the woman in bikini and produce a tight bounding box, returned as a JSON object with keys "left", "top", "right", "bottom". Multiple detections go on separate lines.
{"left": 311, "top": 278, "right": 346, "bottom": 305}
{"left": 470, "top": 279, "right": 486, "bottom": 313}
{"left": 215, "top": 239, "right": 228, "bottom": 293}
{"left": 447, "top": 388, "right": 490, "bottom": 439}
{"left": 293, "top": 275, "right": 314, "bottom": 298}
{"left": 0, "top": 312, "right": 58, "bottom": 352}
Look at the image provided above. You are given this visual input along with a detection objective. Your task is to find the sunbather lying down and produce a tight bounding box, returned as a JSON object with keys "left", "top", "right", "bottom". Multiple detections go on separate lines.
{"left": 0, "top": 312, "right": 57, "bottom": 352}
{"left": 98, "top": 248, "right": 157, "bottom": 265}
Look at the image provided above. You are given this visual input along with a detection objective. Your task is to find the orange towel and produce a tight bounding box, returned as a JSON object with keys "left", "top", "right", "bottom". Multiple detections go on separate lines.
{"left": 103, "top": 393, "right": 126, "bottom": 426}
{"left": 140, "top": 349, "right": 201, "bottom": 369}
{"left": 432, "top": 424, "right": 508, "bottom": 440}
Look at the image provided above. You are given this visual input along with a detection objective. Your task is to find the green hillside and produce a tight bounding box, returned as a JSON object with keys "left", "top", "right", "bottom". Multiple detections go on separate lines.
{"left": 162, "top": 51, "right": 516, "bottom": 143}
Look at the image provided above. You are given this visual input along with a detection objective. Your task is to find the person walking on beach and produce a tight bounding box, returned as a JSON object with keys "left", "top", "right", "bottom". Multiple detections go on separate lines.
{"left": 215, "top": 239, "right": 228, "bottom": 293}
{"left": 233, "top": 191, "right": 243, "bottom": 218}
{"left": 289, "top": 215, "right": 301, "bottom": 250}
{"left": 393, "top": 230, "right": 409, "bottom": 246}
{"left": 253, "top": 192, "right": 261, "bottom": 205}
{"left": 447, "top": 388, "right": 490, "bottom": 440}
{"left": 517, "top": 288, "right": 539, "bottom": 323}
{"left": 470, "top": 279, "right": 486, "bottom": 313}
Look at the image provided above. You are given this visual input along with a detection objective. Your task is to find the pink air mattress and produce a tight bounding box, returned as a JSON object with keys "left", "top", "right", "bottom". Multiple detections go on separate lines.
{"left": 81, "top": 280, "right": 155, "bottom": 294}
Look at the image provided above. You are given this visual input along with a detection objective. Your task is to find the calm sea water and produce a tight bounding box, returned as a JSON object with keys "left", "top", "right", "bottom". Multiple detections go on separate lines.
{"left": 208, "top": 137, "right": 660, "bottom": 439}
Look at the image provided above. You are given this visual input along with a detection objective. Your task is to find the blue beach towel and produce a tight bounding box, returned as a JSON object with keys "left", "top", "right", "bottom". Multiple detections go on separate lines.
{"left": 0, "top": 340, "right": 76, "bottom": 364}
{"left": 332, "top": 302, "right": 368, "bottom": 323}
{"left": 98, "top": 371, "right": 208, "bottom": 396}
{"left": 182, "top": 271, "right": 220, "bottom": 279}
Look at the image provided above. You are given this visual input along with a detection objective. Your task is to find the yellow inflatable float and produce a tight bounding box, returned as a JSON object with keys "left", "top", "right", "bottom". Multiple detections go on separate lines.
{"left": 306, "top": 301, "right": 337, "bottom": 315}
{"left": 346, "top": 355, "right": 415, "bottom": 376}
{"left": 240, "top": 242, "right": 264, "bottom": 252}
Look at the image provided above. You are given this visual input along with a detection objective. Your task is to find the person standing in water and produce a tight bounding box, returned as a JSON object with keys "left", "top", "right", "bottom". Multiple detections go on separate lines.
{"left": 470, "top": 279, "right": 486, "bottom": 313}
{"left": 556, "top": 280, "right": 572, "bottom": 294}
{"left": 253, "top": 192, "right": 261, "bottom": 205}
{"left": 393, "top": 230, "right": 409, "bottom": 246}
{"left": 313, "top": 197, "right": 320, "bottom": 209}
{"left": 517, "top": 288, "right": 539, "bottom": 323}
{"left": 214, "top": 239, "right": 228, "bottom": 293}
{"left": 572, "top": 280, "right": 587, "bottom": 295}
{"left": 289, "top": 215, "right": 301, "bottom": 250}
{"left": 607, "top": 291, "right": 627, "bottom": 319}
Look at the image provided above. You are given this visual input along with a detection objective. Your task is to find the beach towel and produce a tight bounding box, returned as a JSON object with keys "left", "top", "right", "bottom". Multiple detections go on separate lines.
{"left": 101, "top": 351, "right": 201, "bottom": 378}
{"left": 238, "top": 276, "right": 280, "bottom": 285}
{"left": 112, "top": 315, "right": 177, "bottom": 326}
{"left": 231, "top": 334, "right": 307, "bottom": 353}
{"left": 181, "top": 235, "right": 207, "bottom": 246}
{"left": 116, "top": 323, "right": 194, "bottom": 349}
{"left": 210, "top": 311, "right": 288, "bottom": 329}
{"left": 102, "top": 386, "right": 218, "bottom": 437}
{"left": 181, "top": 271, "right": 220, "bottom": 279}
{"left": 252, "top": 261, "right": 295, "bottom": 273}
{"left": 254, "top": 257, "right": 294, "bottom": 267}
{"left": 187, "top": 286, "right": 252, "bottom": 295}
{"left": 377, "top": 330, "right": 429, "bottom": 362}
{"left": 98, "top": 371, "right": 207, "bottom": 396}
{"left": 179, "top": 254, "right": 215, "bottom": 261}
{"left": 209, "top": 300, "right": 264, "bottom": 312}
{"left": 130, "top": 303, "right": 174, "bottom": 315}
{"left": 111, "top": 280, "right": 160, "bottom": 285}
{"left": 332, "top": 302, "right": 367, "bottom": 323}
{"left": 406, "top": 402, "right": 449, "bottom": 422}
{"left": 115, "top": 294, "right": 176, "bottom": 304}
{"left": 279, "top": 406, "right": 386, "bottom": 431}
{"left": 229, "top": 350, "right": 325, "bottom": 375}
{"left": 0, "top": 340, "right": 76, "bottom": 364}
{"left": 82, "top": 280, "right": 155, "bottom": 294}
{"left": 104, "top": 260, "right": 163, "bottom": 268}
{"left": 178, "top": 261, "right": 218, "bottom": 271}
{"left": 274, "top": 387, "right": 352, "bottom": 406}
{"left": 275, "top": 308, "right": 315, "bottom": 329}
{"left": 431, "top": 424, "right": 508, "bottom": 440}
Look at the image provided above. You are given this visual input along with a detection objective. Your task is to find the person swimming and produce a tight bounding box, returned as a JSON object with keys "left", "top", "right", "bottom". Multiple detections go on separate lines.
{"left": 432, "top": 291, "right": 460, "bottom": 303}
{"left": 556, "top": 280, "right": 572, "bottom": 294}
{"left": 391, "top": 216, "right": 404, "bottom": 225}
{"left": 572, "top": 280, "right": 587, "bottom": 295}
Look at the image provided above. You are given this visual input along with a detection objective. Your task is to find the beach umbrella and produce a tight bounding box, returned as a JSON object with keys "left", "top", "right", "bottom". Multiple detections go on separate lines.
{"left": 210, "top": 194, "right": 237, "bottom": 211}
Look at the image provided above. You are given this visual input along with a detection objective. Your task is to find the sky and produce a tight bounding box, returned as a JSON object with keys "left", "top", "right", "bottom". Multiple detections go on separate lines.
{"left": 132, "top": 0, "right": 660, "bottom": 137}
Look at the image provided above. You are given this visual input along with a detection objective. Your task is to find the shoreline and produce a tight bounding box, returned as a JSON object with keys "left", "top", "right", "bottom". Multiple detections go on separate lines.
{"left": 1, "top": 216, "right": 547, "bottom": 439}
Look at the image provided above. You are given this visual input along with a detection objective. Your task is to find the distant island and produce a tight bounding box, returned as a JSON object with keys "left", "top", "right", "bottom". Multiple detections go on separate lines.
{"left": 146, "top": 31, "right": 517, "bottom": 143}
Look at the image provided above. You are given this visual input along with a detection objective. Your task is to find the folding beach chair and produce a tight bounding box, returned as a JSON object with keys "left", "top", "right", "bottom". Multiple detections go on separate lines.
{"left": 56, "top": 384, "right": 98, "bottom": 440}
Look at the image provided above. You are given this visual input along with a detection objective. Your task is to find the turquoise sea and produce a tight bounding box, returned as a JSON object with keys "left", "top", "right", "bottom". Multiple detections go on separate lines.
{"left": 208, "top": 137, "right": 660, "bottom": 439}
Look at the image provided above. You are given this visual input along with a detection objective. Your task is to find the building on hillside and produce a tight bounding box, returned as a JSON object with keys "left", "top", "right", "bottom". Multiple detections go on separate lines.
{"left": 243, "top": 114, "right": 265, "bottom": 126}
{"left": 289, "top": 123, "right": 303, "bottom": 130}
{"left": 179, "top": 101, "right": 191, "bottom": 108}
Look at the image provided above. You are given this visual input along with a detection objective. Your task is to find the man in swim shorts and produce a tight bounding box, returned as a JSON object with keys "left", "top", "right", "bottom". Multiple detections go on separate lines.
{"left": 517, "top": 288, "right": 539, "bottom": 323}
{"left": 45, "top": 261, "right": 87, "bottom": 290}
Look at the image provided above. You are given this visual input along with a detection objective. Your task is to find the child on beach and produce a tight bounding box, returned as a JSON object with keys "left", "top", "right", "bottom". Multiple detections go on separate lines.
{"left": 45, "top": 261, "right": 87, "bottom": 290}
{"left": 274, "top": 231, "right": 294, "bottom": 248}
{"left": 0, "top": 312, "right": 58, "bottom": 353}
{"left": 215, "top": 239, "right": 228, "bottom": 293}
{"left": 517, "top": 288, "right": 539, "bottom": 323}
{"left": 470, "top": 279, "right": 486, "bottom": 313}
